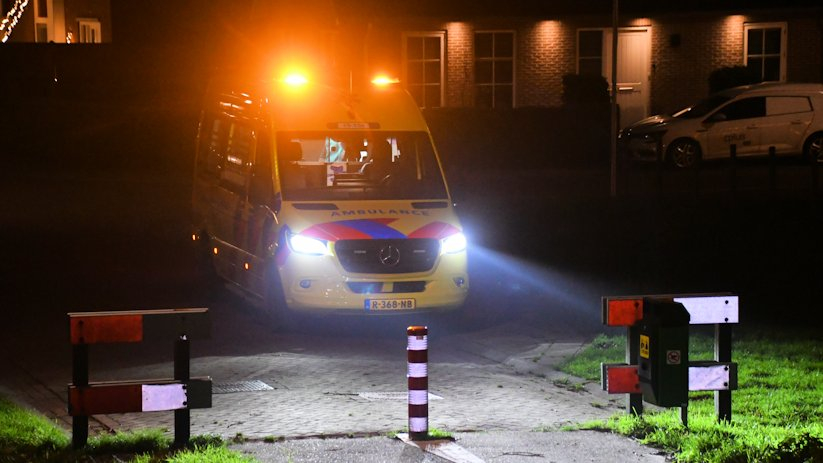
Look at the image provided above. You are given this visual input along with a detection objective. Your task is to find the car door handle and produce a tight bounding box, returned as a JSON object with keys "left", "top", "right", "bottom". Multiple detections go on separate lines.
{"left": 790, "top": 120, "right": 804, "bottom": 125}
{"left": 746, "top": 125, "right": 758, "bottom": 129}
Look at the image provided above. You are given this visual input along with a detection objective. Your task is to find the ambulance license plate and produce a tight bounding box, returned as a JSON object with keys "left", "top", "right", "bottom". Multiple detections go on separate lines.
{"left": 365, "top": 298, "right": 416, "bottom": 311}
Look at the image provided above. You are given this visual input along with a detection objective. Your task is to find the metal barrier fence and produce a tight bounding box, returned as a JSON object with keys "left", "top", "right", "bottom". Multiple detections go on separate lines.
{"left": 647, "top": 142, "right": 821, "bottom": 199}
{"left": 601, "top": 294, "right": 738, "bottom": 426}
{"left": 67, "top": 308, "right": 211, "bottom": 449}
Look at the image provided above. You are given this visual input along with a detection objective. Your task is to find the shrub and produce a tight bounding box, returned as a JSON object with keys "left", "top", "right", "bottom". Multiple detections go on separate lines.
{"left": 708, "top": 66, "right": 760, "bottom": 94}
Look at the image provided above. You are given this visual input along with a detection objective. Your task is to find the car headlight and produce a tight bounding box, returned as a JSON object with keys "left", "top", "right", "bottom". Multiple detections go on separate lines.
{"left": 288, "top": 233, "right": 331, "bottom": 256}
{"left": 440, "top": 232, "right": 467, "bottom": 255}
{"left": 643, "top": 130, "right": 667, "bottom": 141}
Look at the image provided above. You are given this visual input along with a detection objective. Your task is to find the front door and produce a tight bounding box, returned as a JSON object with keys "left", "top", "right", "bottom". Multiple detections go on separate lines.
{"left": 603, "top": 27, "right": 651, "bottom": 127}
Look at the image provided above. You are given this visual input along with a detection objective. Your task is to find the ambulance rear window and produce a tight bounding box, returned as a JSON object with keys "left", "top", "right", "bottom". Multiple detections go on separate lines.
{"left": 276, "top": 131, "right": 448, "bottom": 201}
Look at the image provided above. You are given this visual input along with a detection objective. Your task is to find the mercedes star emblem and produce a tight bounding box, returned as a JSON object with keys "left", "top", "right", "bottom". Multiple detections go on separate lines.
{"left": 378, "top": 244, "right": 401, "bottom": 267}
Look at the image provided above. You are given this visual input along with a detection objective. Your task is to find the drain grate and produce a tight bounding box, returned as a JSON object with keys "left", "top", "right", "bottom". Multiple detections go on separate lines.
{"left": 358, "top": 391, "right": 443, "bottom": 401}
{"left": 213, "top": 380, "right": 274, "bottom": 394}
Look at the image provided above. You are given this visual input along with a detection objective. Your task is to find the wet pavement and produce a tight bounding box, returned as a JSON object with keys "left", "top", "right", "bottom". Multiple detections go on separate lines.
{"left": 1, "top": 308, "right": 667, "bottom": 462}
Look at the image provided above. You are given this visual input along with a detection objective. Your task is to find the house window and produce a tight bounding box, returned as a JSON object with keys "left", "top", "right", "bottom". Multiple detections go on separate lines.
{"left": 35, "top": 24, "right": 48, "bottom": 43}
{"left": 474, "top": 31, "right": 514, "bottom": 109}
{"left": 577, "top": 30, "right": 604, "bottom": 77}
{"left": 744, "top": 23, "right": 786, "bottom": 82}
{"left": 403, "top": 32, "right": 444, "bottom": 108}
{"left": 78, "top": 19, "right": 102, "bottom": 43}
{"left": 34, "top": 0, "right": 50, "bottom": 42}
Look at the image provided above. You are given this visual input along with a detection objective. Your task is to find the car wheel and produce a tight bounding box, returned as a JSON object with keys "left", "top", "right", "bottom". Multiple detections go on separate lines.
{"left": 667, "top": 139, "right": 702, "bottom": 168}
{"left": 804, "top": 132, "right": 823, "bottom": 163}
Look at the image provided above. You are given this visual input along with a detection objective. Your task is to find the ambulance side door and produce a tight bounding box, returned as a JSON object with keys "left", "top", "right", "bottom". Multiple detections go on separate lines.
{"left": 204, "top": 117, "right": 255, "bottom": 284}
{"left": 244, "top": 128, "right": 280, "bottom": 297}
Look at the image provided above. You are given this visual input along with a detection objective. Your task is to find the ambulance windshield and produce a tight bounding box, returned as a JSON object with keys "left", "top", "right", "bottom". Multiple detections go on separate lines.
{"left": 277, "top": 131, "right": 448, "bottom": 201}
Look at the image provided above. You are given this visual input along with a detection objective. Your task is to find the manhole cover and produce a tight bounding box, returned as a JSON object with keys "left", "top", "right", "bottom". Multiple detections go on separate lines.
{"left": 358, "top": 392, "right": 443, "bottom": 401}
{"left": 213, "top": 380, "right": 274, "bottom": 394}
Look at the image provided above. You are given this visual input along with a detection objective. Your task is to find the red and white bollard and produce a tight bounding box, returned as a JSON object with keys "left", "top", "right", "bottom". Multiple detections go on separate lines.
{"left": 407, "top": 325, "right": 428, "bottom": 440}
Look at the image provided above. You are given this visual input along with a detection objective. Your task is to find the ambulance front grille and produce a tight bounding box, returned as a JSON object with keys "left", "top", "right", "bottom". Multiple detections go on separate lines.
{"left": 335, "top": 239, "right": 439, "bottom": 274}
{"left": 347, "top": 281, "right": 428, "bottom": 294}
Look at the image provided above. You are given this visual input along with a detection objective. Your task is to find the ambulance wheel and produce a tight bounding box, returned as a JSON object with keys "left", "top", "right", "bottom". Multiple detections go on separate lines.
{"left": 263, "top": 264, "right": 291, "bottom": 329}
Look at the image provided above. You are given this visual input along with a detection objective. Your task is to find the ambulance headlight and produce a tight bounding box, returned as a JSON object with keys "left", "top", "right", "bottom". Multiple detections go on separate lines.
{"left": 288, "top": 233, "right": 331, "bottom": 256}
{"left": 440, "top": 232, "right": 467, "bottom": 255}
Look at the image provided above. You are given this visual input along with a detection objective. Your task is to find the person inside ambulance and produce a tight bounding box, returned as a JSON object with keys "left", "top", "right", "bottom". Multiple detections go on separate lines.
{"left": 361, "top": 139, "right": 394, "bottom": 185}
{"left": 280, "top": 141, "right": 306, "bottom": 191}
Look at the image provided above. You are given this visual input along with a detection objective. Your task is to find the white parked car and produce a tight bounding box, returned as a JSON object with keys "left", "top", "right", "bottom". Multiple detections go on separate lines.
{"left": 619, "top": 83, "right": 823, "bottom": 168}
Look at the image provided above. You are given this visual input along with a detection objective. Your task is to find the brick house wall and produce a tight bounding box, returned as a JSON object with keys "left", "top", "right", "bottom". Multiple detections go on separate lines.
{"left": 650, "top": 11, "right": 823, "bottom": 115}
{"left": 649, "top": 14, "right": 744, "bottom": 115}
{"left": 365, "top": 17, "right": 579, "bottom": 108}
{"left": 63, "top": 0, "right": 112, "bottom": 43}
{"left": 786, "top": 17, "right": 823, "bottom": 85}
{"left": 363, "top": 7, "right": 821, "bottom": 115}
{"left": 517, "top": 20, "right": 575, "bottom": 107}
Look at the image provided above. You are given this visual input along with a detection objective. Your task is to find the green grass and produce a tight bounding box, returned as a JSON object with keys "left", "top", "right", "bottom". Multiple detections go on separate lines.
{"left": 0, "top": 396, "right": 70, "bottom": 461}
{"left": 559, "top": 329, "right": 823, "bottom": 462}
{"left": 132, "top": 446, "right": 255, "bottom": 463}
{"left": 387, "top": 427, "right": 454, "bottom": 440}
{"left": 0, "top": 396, "right": 256, "bottom": 462}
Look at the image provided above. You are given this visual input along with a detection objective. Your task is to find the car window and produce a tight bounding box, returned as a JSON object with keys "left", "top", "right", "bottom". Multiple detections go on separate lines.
{"left": 672, "top": 94, "right": 733, "bottom": 119}
{"left": 766, "top": 96, "right": 812, "bottom": 116}
{"left": 709, "top": 97, "right": 766, "bottom": 122}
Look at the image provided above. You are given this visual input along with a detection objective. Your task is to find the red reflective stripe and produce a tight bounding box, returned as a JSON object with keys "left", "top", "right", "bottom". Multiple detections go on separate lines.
{"left": 408, "top": 221, "right": 459, "bottom": 239}
{"left": 68, "top": 384, "right": 142, "bottom": 415}
{"left": 606, "top": 365, "right": 641, "bottom": 394}
{"left": 407, "top": 351, "right": 427, "bottom": 363}
{"left": 70, "top": 314, "right": 143, "bottom": 344}
{"left": 302, "top": 222, "right": 371, "bottom": 241}
{"left": 407, "top": 326, "right": 427, "bottom": 336}
{"left": 606, "top": 299, "right": 643, "bottom": 326}
{"left": 408, "top": 404, "right": 428, "bottom": 417}
{"left": 408, "top": 377, "right": 428, "bottom": 390}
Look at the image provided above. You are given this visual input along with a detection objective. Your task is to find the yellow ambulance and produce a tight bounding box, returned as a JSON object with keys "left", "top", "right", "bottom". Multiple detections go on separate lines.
{"left": 192, "top": 73, "right": 469, "bottom": 318}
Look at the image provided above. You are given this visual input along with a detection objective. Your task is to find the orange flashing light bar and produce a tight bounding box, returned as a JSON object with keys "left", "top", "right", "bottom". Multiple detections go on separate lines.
{"left": 371, "top": 75, "right": 400, "bottom": 86}
{"left": 602, "top": 297, "right": 644, "bottom": 326}
{"left": 283, "top": 72, "right": 309, "bottom": 86}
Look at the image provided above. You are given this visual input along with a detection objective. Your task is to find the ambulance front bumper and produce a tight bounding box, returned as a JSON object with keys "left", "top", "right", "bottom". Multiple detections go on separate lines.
{"left": 278, "top": 252, "right": 469, "bottom": 313}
